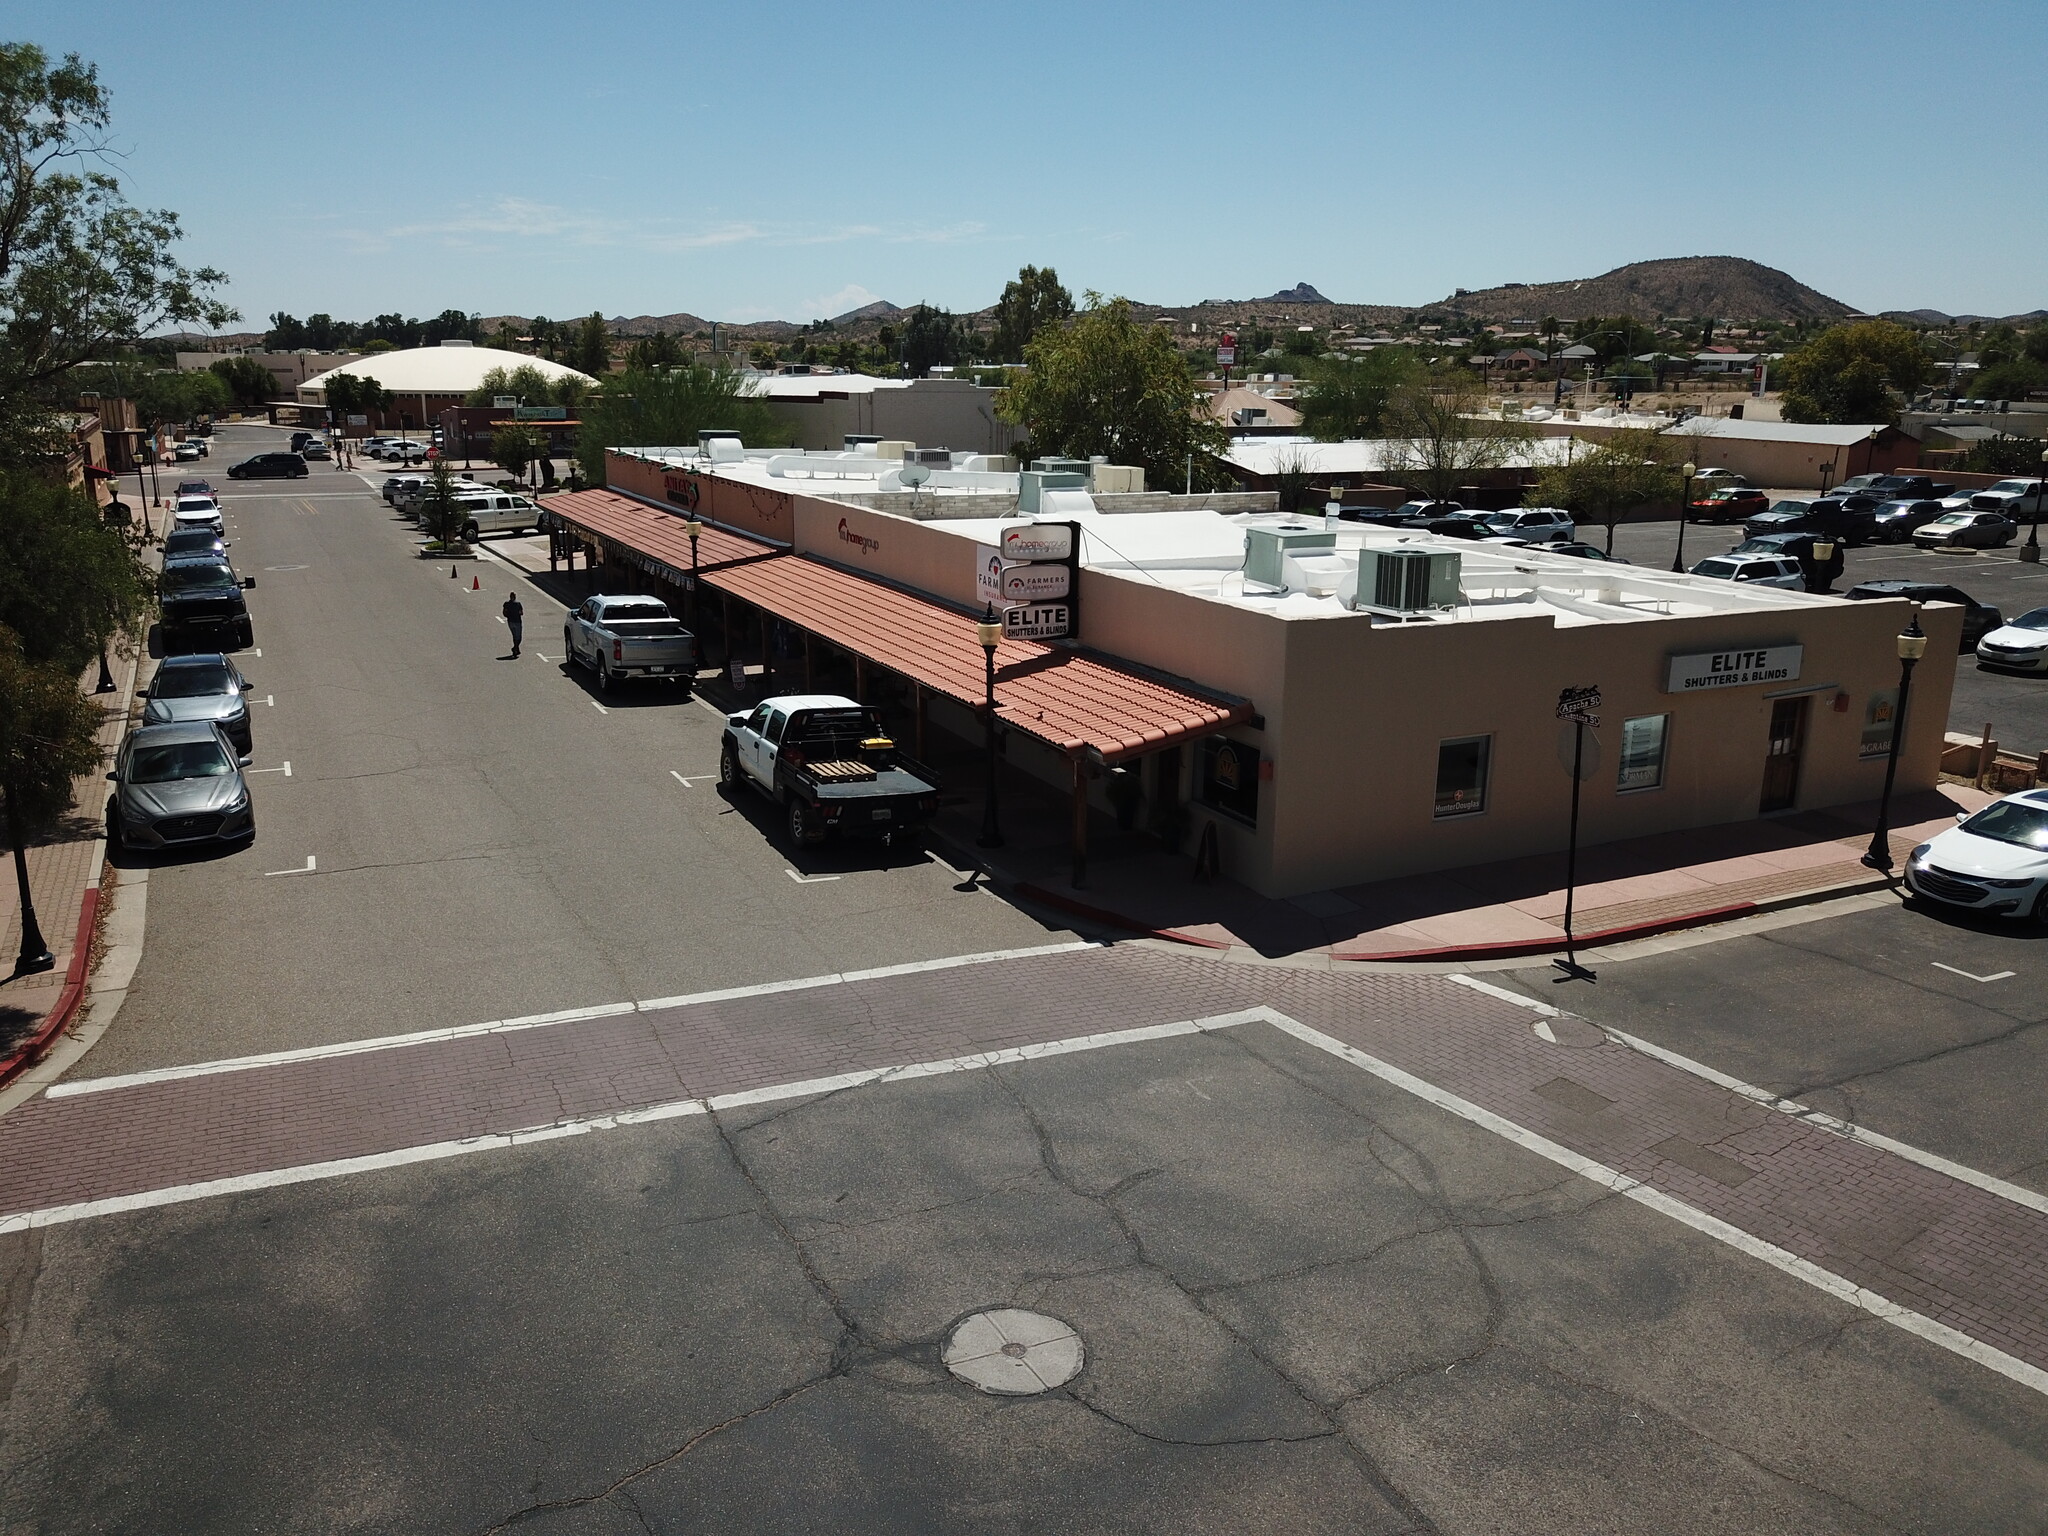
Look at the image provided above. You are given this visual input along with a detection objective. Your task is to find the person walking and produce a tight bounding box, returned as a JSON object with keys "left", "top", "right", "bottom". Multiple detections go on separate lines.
{"left": 503, "top": 592, "right": 524, "bottom": 657}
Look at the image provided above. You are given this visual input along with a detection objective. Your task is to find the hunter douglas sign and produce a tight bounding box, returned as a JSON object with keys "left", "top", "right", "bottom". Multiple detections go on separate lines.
{"left": 1664, "top": 645, "right": 1804, "bottom": 693}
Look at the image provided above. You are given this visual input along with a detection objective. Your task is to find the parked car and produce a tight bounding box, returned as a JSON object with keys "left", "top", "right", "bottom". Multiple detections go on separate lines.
{"left": 175, "top": 478, "right": 216, "bottom": 498}
{"left": 1903, "top": 790, "right": 2048, "bottom": 922}
{"left": 182, "top": 437, "right": 209, "bottom": 458}
{"left": 159, "top": 556, "right": 254, "bottom": 650}
{"left": 170, "top": 494, "right": 225, "bottom": 535}
{"left": 1688, "top": 553, "right": 1805, "bottom": 590}
{"left": 106, "top": 721, "right": 255, "bottom": 852}
{"left": 1912, "top": 509, "right": 2017, "bottom": 549}
{"left": 289, "top": 431, "right": 318, "bottom": 452}
{"left": 227, "top": 452, "right": 308, "bottom": 480}
{"left": 1969, "top": 478, "right": 2048, "bottom": 518}
{"left": 1732, "top": 531, "right": 1846, "bottom": 588}
{"left": 300, "top": 440, "right": 332, "bottom": 460}
{"left": 1389, "top": 500, "right": 1462, "bottom": 525}
{"left": 447, "top": 490, "right": 541, "bottom": 541}
{"left": 1828, "top": 473, "right": 1888, "bottom": 499}
{"left": 1336, "top": 504, "right": 1435, "bottom": 528}
{"left": 1692, "top": 468, "right": 1750, "bottom": 487}
{"left": 1409, "top": 510, "right": 1499, "bottom": 539}
{"left": 1975, "top": 608, "right": 2048, "bottom": 673}
{"left": 1742, "top": 497, "right": 1875, "bottom": 546}
{"left": 1690, "top": 487, "right": 1769, "bottom": 523}
{"left": 1870, "top": 498, "right": 1946, "bottom": 542}
{"left": 1484, "top": 538, "right": 1626, "bottom": 562}
{"left": 1480, "top": 507, "right": 1575, "bottom": 542}
{"left": 161, "top": 527, "right": 228, "bottom": 561}
{"left": 1836, "top": 475, "right": 1952, "bottom": 513}
{"left": 720, "top": 694, "right": 940, "bottom": 848}
{"left": 1842, "top": 580, "right": 2002, "bottom": 651}
{"left": 382, "top": 473, "right": 428, "bottom": 505}
{"left": 173, "top": 441, "right": 202, "bottom": 462}
{"left": 141, "top": 653, "right": 253, "bottom": 760}
{"left": 562, "top": 594, "right": 695, "bottom": 691}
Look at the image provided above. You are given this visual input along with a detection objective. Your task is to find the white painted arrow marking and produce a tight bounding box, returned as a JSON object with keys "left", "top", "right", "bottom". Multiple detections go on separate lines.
{"left": 263, "top": 856, "right": 316, "bottom": 877}
{"left": 1932, "top": 962, "right": 2016, "bottom": 983}
{"left": 785, "top": 869, "right": 841, "bottom": 884}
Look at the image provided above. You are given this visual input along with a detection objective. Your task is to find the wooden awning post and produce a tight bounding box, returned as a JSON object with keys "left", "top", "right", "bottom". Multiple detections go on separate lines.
{"left": 1071, "top": 755, "right": 1090, "bottom": 890}
{"left": 803, "top": 631, "right": 815, "bottom": 690}
{"left": 914, "top": 683, "right": 926, "bottom": 758}
{"left": 721, "top": 592, "right": 733, "bottom": 669}
{"left": 854, "top": 655, "right": 867, "bottom": 703}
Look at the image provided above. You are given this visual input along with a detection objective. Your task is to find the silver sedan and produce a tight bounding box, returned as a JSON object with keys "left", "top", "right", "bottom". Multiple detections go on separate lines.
{"left": 107, "top": 721, "right": 255, "bottom": 851}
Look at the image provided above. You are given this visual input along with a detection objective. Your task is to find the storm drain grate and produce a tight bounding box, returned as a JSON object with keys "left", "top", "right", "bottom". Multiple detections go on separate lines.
{"left": 943, "top": 1309, "right": 1084, "bottom": 1395}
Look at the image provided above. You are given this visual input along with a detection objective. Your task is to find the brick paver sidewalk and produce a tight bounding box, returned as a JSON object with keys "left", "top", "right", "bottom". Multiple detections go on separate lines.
{"left": 0, "top": 945, "right": 2040, "bottom": 1388}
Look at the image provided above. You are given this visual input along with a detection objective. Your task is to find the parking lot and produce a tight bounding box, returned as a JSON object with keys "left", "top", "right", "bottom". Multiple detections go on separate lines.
{"left": 1606, "top": 513, "right": 2048, "bottom": 754}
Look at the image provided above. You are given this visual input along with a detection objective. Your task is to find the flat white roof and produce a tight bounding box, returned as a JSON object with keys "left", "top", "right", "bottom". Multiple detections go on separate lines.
{"left": 1656, "top": 417, "right": 1888, "bottom": 447}
{"left": 1220, "top": 436, "right": 1578, "bottom": 477}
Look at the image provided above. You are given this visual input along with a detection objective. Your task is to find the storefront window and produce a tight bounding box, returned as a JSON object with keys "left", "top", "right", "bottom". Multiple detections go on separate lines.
{"left": 1198, "top": 737, "right": 1260, "bottom": 826}
{"left": 1435, "top": 736, "right": 1490, "bottom": 818}
{"left": 1617, "top": 714, "right": 1669, "bottom": 791}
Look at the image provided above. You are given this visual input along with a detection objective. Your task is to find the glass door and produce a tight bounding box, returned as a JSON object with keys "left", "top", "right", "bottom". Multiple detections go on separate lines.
{"left": 1760, "top": 696, "right": 1808, "bottom": 813}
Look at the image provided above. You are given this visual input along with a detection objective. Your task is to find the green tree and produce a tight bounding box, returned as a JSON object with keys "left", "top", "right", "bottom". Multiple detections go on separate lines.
{"left": 135, "top": 368, "right": 229, "bottom": 426}
{"left": 489, "top": 424, "right": 543, "bottom": 483}
{"left": 0, "top": 44, "right": 233, "bottom": 463}
{"left": 996, "top": 295, "right": 1230, "bottom": 487}
{"left": 1379, "top": 374, "right": 1537, "bottom": 503}
{"left": 1298, "top": 350, "right": 1414, "bottom": 440}
{"left": 574, "top": 365, "right": 793, "bottom": 486}
{"left": 900, "top": 305, "right": 961, "bottom": 376}
{"left": 416, "top": 456, "right": 468, "bottom": 550}
{"left": 550, "top": 373, "right": 590, "bottom": 412}
{"left": 1960, "top": 434, "right": 2048, "bottom": 476}
{"left": 323, "top": 371, "right": 392, "bottom": 428}
{"left": 990, "top": 265, "right": 1074, "bottom": 363}
{"left": 1779, "top": 321, "right": 1931, "bottom": 424}
{"left": 625, "top": 331, "right": 685, "bottom": 371}
{"left": 570, "top": 312, "right": 611, "bottom": 377}
{"left": 1524, "top": 429, "right": 1680, "bottom": 553}
{"left": 464, "top": 364, "right": 556, "bottom": 407}
{"left": 0, "top": 467, "right": 155, "bottom": 673}
{"left": 1, "top": 624, "right": 107, "bottom": 964}
{"left": 209, "top": 355, "right": 274, "bottom": 411}
{"left": 420, "top": 308, "right": 479, "bottom": 345}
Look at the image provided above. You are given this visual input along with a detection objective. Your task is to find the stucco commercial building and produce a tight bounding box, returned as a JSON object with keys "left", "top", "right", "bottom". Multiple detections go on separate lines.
{"left": 296, "top": 342, "right": 598, "bottom": 432}
{"left": 546, "top": 441, "right": 1959, "bottom": 900}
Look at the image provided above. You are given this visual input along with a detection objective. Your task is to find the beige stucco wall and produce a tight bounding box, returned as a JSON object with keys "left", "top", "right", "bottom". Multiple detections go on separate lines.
{"left": 766, "top": 380, "right": 1021, "bottom": 454}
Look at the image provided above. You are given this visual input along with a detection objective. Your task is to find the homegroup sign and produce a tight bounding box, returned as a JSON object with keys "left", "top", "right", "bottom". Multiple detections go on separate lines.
{"left": 1664, "top": 645, "right": 1804, "bottom": 693}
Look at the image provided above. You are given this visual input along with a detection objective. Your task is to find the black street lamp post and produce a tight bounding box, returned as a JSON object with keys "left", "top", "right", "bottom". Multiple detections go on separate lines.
{"left": 2028, "top": 448, "right": 2048, "bottom": 564}
{"left": 684, "top": 517, "right": 703, "bottom": 667}
{"left": 7, "top": 789, "right": 55, "bottom": 976}
{"left": 976, "top": 603, "right": 1004, "bottom": 848}
{"left": 1670, "top": 461, "right": 1696, "bottom": 573}
{"left": 1862, "top": 610, "right": 1929, "bottom": 875}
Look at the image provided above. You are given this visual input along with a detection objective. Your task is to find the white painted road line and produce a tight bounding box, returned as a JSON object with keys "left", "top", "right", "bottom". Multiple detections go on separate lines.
{"left": 1932, "top": 962, "right": 2016, "bottom": 983}
{"left": 786, "top": 869, "right": 841, "bottom": 883}
{"left": 18, "top": 999, "right": 2048, "bottom": 1405}
{"left": 47, "top": 940, "right": 1103, "bottom": 1096}
{"left": 261, "top": 695, "right": 273, "bottom": 707}
{"left": 262, "top": 856, "right": 316, "bottom": 878}
{"left": 590, "top": 700, "right": 608, "bottom": 714}
{"left": 247, "top": 761, "right": 291, "bottom": 776}
{"left": 1452, "top": 971, "right": 2048, "bottom": 1219}
{"left": 671, "top": 771, "right": 716, "bottom": 787}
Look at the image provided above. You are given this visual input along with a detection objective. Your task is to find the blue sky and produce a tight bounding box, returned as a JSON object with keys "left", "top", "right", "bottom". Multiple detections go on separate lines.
{"left": 19, "top": 1, "right": 2047, "bottom": 328}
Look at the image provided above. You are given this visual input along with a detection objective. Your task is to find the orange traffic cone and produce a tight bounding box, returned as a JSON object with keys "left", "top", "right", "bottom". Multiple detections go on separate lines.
{"left": 471, "top": 575, "right": 480, "bottom": 591}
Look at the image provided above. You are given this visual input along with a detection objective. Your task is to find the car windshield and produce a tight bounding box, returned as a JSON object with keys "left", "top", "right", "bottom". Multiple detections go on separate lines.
{"left": 1988, "top": 481, "right": 2032, "bottom": 494}
{"left": 1961, "top": 800, "right": 2048, "bottom": 851}
{"left": 163, "top": 532, "right": 220, "bottom": 554}
{"left": 161, "top": 564, "right": 230, "bottom": 591}
{"left": 1733, "top": 539, "right": 1788, "bottom": 554}
{"left": 1932, "top": 513, "right": 1970, "bottom": 525}
{"left": 1693, "top": 559, "right": 1739, "bottom": 576}
{"left": 1768, "top": 502, "right": 1809, "bottom": 514}
{"left": 127, "top": 740, "right": 233, "bottom": 783}
{"left": 2010, "top": 609, "right": 2048, "bottom": 631}
{"left": 154, "top": 662, "right": 233, "bottom": 698}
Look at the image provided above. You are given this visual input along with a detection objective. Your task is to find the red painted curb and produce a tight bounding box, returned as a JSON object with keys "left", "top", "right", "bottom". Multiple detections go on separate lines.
{"left": 0, "top": 885, "right": 101, "bottom": 1090}
{"left": 1331, "top": 901, "right": 1760, "bottom": 963}
{"left": 1013, "top": 883, "right": 1234, "bottom": 949}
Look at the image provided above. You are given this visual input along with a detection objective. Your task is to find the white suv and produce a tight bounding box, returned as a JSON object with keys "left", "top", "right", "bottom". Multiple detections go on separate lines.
{"left": 1688, "top": 553, "right": 1804, "bottom": 590}
{"left": 448, "top": 491, "right": 541, "bottom": 540}
{"left": 1483, "top": 507, "right": 1575, "bottom": 542}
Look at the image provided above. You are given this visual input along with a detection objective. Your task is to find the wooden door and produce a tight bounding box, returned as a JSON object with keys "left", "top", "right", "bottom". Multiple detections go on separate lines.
{"left": 1760, "top": 696, "right": 1807, "bottom": 813}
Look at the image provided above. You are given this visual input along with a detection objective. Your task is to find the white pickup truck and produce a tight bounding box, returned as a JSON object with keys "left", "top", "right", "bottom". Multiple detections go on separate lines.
{"left": 563, "top": 594, "right": 695, "bottom": 692}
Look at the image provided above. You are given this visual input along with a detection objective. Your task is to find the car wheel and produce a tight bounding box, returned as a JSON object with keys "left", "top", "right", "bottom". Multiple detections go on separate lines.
{"left": 106, "top": 800, "right": 123, "bottom": 853}
{"left": 563, "top": 628, "right": 576, "bottom": 664}
{"left": 462, "top": 521, "right": 479, "bottom": 543}
{"left": 787, "top": 796, "right": 820, "bottom": 846}
{"left": 235, "top": 619, "right": 253, "bottom": 648}
{"left": 598, "top": 656, "right": 617, "bottom": 692}
{"left": 720, "top": 740, "right": 739, "bottom": 787}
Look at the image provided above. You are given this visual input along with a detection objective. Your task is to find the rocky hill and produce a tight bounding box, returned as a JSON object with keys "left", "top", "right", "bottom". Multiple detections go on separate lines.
{"left": 1425, "top": 257, "right": 1854, "bottom": 324}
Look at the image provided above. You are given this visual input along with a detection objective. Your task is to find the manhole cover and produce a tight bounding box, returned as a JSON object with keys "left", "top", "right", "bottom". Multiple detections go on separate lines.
{"left": 943, "top": 1309, "right": 1083, "bottom": 1395}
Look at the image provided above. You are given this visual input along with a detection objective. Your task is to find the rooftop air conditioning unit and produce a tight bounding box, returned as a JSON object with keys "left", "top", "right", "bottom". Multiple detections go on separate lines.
{"left": 1352, "top": 548, "right": 1461, "bottom": 615}
{"left": 1243, "top": 524, "right": 1335, "bottom": 590}
{"left": 905, "top": 447, "right": 952, "bottom": 467}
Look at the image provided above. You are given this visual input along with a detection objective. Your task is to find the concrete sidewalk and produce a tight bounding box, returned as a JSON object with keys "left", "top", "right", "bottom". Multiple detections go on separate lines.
{"left": 941, "top": 777, "right": 1993, "bottom": 962}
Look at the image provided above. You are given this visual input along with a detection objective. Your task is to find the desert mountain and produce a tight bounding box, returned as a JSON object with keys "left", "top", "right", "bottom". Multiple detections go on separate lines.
{"left": 1427, "top": 257, "right": 1853, "bottom": 324}
{"left": 831, "top": 299, "right": 903, "bottom": 325}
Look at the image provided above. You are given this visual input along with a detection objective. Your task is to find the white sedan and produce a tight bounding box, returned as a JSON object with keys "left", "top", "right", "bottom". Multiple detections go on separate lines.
{"left": 1976, "top": 608, "right": 2048, "bottom": 672}
{"left": 1906, "top": 792, "right": 2048, "bottom": 921}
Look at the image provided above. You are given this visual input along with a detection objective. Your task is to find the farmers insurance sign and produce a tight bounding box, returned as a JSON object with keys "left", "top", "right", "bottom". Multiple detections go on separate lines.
{"left": 1664, "top": 645, "right": 1804, "bottom": 693}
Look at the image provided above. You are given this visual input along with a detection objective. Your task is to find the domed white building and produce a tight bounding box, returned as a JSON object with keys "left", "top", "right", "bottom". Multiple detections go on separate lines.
{"left": 296, "top": 340, "right": 599, "bottom": 430}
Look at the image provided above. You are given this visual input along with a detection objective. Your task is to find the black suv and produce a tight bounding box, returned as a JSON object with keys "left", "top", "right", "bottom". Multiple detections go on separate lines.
{"left": 1842, "top": 580, "right": 2002, "bottom": 652}
{"left": 1743, "top": 497, "right": 1876, "bottom": 546}
{"left": 1733, "top": 532, "right": 1846, "bottom": 590}
{"left": 227, "top": 452, "right": 308, "bottom": 480}
{"left": 160, "top": 556, "right": 254, "bottom": 650}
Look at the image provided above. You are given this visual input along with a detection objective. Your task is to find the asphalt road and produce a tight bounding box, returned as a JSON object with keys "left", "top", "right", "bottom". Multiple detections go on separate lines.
{"left": 5, "top": 1019, "right": 2042, "bottom": 1533}
{"left": 91, "top": 423, "right": 1061, "bottom": 1076}
{"left": 1605, "top": 516, "right": 2048, "bottom": 754}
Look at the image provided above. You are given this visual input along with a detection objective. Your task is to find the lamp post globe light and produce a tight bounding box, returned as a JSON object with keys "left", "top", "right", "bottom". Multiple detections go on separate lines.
{"left": 1809, "top": 536, "right": 1838, "bottom": 594}
{"left": 1670, "top": 461, "right": 1696, "bottom": 573}
{"left": 1862, "top": 608, "right": 1930, "bottom": 875}
{"left": 976, "top": 603, "right": 1004, "bottom": 849}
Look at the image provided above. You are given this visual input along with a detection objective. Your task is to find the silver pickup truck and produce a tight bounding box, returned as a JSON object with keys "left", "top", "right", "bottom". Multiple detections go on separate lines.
{"left": 563, "top": 594, "right": 695, "bottom": 692}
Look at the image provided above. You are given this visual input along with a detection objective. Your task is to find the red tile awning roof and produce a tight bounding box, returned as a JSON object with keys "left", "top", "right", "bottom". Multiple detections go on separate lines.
{"left": 538, "top": 489, "right": 1248, "bottom": 761}
{"left": 543, "top": 488, "right": 777, "bottom": 587}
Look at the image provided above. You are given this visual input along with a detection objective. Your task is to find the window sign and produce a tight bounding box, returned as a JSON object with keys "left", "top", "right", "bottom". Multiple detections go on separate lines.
{"left": 1435, "top": 736, "right": 1491, "bottom": 818}
{"left": 1198, "top": 737, "right": 1259, "bottom": 825}
{"left": 1861, "top": 689, "right": 1898, "bottom": 759}
{"left": 1617, "top": 715, "right": 1669, "bottom": 791}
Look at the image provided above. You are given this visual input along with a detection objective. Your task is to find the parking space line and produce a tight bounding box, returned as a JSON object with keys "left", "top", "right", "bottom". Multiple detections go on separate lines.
{"left": 247, "top": 761, "right": 291, "bottom": 776}
{"left": 786, "top": 869, "right": 842, "bottom": 883}
{"left": 590, "top": 701, "right": 608, "bottom": 715}
{"left": 262, "top": 856, "right": 316, "bottom": 878}
{"left": 1932, "top": 961, "right": 2016, "bottom": 983}
{"left": 670, "top": 771, "right": 716, "bottom": 787}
